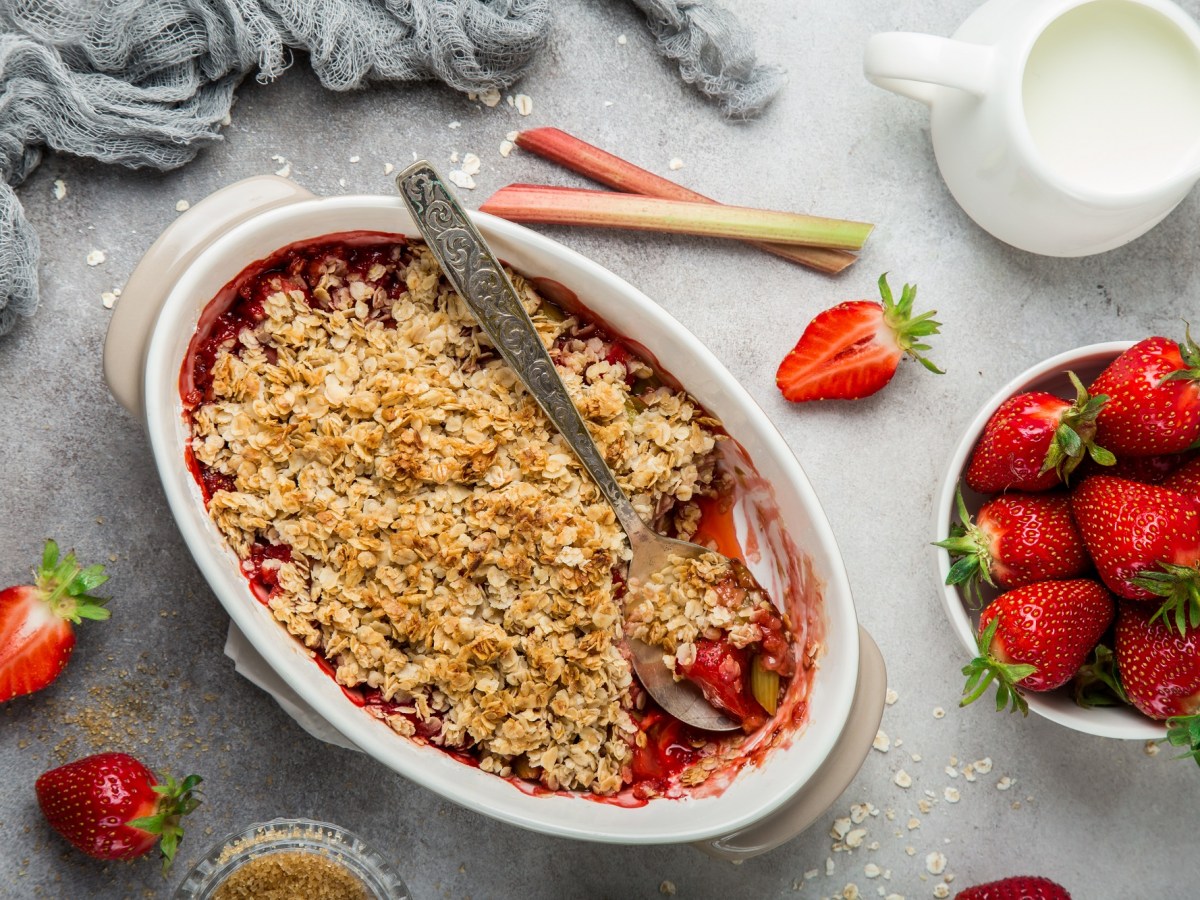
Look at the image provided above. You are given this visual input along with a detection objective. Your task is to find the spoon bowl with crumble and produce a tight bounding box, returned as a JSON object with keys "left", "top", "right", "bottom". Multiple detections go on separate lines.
{"left": 398, "top": 162, "right": 792, "bottom": 732}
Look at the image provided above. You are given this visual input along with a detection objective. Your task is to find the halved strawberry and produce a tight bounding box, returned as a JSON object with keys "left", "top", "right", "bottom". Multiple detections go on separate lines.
{"left": 1071, "top": 476, "right": 1200, "bottom": 633}
{"left": 775, "top": 274, "right": 941, "bottom": 402}
{"left": 36, "top": 752, "right": 201, "bottom": 869}
{"left": 937, "top": 488, "right": 1089, "bottom": 605}
{"left": 1090, "top": 331, "right": 1200, "bottom": 456}
{"left": 961, "top": 579, "right": 1114, "bottom": 714}
{"left": 0, "top": 540, "right": 109, "bottom": 702}
{"left": 965, "top": 372, "right": 1113, "bottom": 494}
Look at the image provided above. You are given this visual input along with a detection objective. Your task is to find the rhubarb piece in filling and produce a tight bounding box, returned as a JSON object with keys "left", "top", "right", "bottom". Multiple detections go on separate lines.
{"left": 183, "top": 235, "right": 806, "bottom": 797}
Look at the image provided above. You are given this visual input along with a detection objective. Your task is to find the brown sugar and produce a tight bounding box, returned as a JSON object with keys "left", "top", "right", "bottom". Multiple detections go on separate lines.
{"left": 211, "top": 850, "right": 370, "bottom": 900}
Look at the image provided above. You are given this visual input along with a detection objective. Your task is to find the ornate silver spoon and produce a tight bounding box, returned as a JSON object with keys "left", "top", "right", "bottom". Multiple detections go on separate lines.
{"left": 397, "top": 161, "right": 773, "bottom": 731}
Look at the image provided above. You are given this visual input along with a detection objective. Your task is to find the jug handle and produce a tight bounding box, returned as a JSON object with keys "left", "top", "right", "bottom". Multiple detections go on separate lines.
{"left": 863, "top": 33, "right": 993, "bottom": 106}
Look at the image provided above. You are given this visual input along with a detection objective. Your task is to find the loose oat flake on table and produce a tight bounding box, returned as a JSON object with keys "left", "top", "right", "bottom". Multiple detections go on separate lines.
{"left": 181, "top": 235, "right": 817, "bottom": 797}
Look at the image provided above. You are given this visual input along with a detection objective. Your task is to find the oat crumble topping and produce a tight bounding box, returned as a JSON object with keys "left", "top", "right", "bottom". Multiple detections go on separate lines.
{"left": 187, "top": 239, "right": 729, "bottom": 793}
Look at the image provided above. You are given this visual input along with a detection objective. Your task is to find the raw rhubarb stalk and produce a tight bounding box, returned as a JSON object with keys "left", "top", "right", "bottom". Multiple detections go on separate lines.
{"left": 479, "top": 184, "right": 873, "bottom": 251}
{"left": 514, "top": 127, "right": 862, "bottom": 273}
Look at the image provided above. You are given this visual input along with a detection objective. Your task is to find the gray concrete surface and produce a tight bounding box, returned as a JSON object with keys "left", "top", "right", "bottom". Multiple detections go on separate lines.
{"left": 2, "top": 1, "right": 1199, "bottom": 897}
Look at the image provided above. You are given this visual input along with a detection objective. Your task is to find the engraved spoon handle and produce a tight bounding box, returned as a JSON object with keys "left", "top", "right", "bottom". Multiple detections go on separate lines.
{"left": 397, "top": 161, "right": 649, "bottom": 542}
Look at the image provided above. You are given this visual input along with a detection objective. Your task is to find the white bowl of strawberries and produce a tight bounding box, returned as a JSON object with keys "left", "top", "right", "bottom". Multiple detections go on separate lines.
{"left": 935, "top": 336, "right": 1200, "bottom": 747}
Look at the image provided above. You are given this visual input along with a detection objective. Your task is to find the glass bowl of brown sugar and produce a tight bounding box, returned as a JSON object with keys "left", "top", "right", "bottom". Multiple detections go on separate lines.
{"left": 173, "top": 818, "right": 410, "bottom": 900}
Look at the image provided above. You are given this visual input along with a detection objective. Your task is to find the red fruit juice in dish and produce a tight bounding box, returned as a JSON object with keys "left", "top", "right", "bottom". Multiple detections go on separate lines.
{"left": 181, "top": 233, "right": 823, "bottom": 801}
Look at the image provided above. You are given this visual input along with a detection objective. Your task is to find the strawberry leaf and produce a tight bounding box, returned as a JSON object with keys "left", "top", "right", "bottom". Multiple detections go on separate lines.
{"left": 878, "top": 274, "right": 945, "bottom": 376}
{"left": 1163, "top": 714, "right": 1200, "bottom": 767}
{"left": 1040, "top": 372, "right": 1109, "bottom": 483}
{"left": 1072, "top": 644, "right": 1128, "bottom": 708}
{"left": 933, "top": 486, "right": 994, "bottom": 608}
{"left": 128, "top": 772, "right": 203, "bottom": 873}
{"left": 960, "top": 617, "right": 1036, "bottom": 715}
{"left": 1138, "top": 563, "right": 1200, "bottom": 637}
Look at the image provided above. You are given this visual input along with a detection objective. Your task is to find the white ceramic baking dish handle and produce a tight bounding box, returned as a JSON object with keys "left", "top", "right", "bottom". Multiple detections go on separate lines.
{"left": 103, "top": 175, "right": 315, "bottom": 420}
{"left": 692, "top": 626, "right": 887, "bottom": 860}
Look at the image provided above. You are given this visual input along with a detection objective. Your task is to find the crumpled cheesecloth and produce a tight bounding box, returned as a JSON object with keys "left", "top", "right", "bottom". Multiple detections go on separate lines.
{"left": 0, "top": 0, "right": 784, "bottom": 336}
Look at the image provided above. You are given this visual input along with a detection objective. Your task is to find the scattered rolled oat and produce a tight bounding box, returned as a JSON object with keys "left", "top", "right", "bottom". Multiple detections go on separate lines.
{"left": 617, "top": 33, "right": 627, "bottom": 45}
{"left": 448, "top": 170, "right": 476, "bottom": 189}
{"left": 514, "top": 93, "right": 533, "bottom": 116}
{"left": 910, "top": 754, "right": 922, "bottom": 762}
{"left": 827, "top": 858, "right": 836, "bottom": 876}
{"left": 175, "top": 200, "right": 191, "bottom": 212}
{"left": 349, "top": 155, "right": 360, "bottom": 163}
{"left": 669, "top": 157, "right": 684, "bottom": 170}
{"left": 86, "top": 249, "right": 106, "bottom": 266}
{"left": 850, "top": 803, "right": 871, "bottom": 824}
{"left": 450, "top": 151, "right": 460, "bottom": 163}
{"left": 873, "top": 730, "right": 891, "bottom": 753}
{"left": 384, "top": 163, "right": 395, "bottom": 175}
{"left": 805, "top": 869, "right": 819, "bottom": 880}
{"left": 461, "top": 153, "right": 481, "bottom": 176}
{"left": 932, "top": 707, "right": 945, "bottom": 719}
{"left": 1145, "top": 740, "right": 1161, "bottom": 756}
{"left": 221, "top": 112, "right": 232, "bottom": 126}
{"left": 845, "top": 829, "right": 867, "bottom": 849}
{"left": 885, "top": 689, "right": 899, "bottom": 705}
{"left": 996, "top": 776, "right": 1014, "bottom": 791}
{"left": 933, "top": 885, "right": 950, "bottom": 899}
{"left": 864, "top": 864, "right": 881, "bottom": 879}
{"left": 659, "top": 881, "right": 676, "bottom": 896}
{"left": 499, "top": 140, "right": 515, "bottom": 158}
{"left": 604, "top": 100, "right": 614, "bottom": 107}
{"left": 905, "top": 847, "right": 916, "bottom": 857}
{"left": 480, "top": 86, "right": 502, "bottom": 107}
{"left": 917, "top": 799, "right": 933, "bottom": 814}
{"left": 448, "top": 121, "right": 462, "bottom": 130}
{"left": 925, "top": 852, "right": 947, "bottom": 876}
{"left": 832, "top": 817, "right": 852, "bottom": 840}
{"left": 943, "top": 787, "right": 960, "bottom": 803}
{"left": 973, "top": 757, "right": 993, "bottom": 774}
{"left": 101, "top": 291, "right": 117, "bottom": 309}
{"left": 944, "top": 766, "right": 958, "bottom": 779}
{"left": 842, "top": 884, "right": 861, "bottom": 900}
{"left": 274, "top": 159, "right": 291, "bottom": 178}
{"left": 961, "top": 765, "right": 977, "bottom": 783}
{"left": 893, "top": 770, "right": 912, "bottom": 788}
{"left": 52, "top": 179, "right": 67, "bottom": 200}
{"left": 906, "top": 818, "right": 920, "bottom": 830}
{"left": 886, "top": 895, "right": 906, "bottom": 900}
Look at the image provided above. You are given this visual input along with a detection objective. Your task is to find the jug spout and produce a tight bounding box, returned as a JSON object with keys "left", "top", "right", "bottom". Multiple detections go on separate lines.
{"left": 864, "top": 33, "right": 994, "bottom": 106}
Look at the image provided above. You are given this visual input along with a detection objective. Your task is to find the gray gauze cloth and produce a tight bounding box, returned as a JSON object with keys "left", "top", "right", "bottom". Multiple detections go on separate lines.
{"left": 0, "top": 0, "right": 784, "bottom": 336}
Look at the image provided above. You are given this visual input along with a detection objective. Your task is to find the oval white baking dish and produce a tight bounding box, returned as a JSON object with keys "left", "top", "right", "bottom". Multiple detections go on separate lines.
{"left": 104, "top": 175, "right": 883, "bottom": 849}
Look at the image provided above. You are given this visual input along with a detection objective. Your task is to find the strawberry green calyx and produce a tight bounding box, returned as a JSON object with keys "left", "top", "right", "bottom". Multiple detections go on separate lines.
{"left": 127, "top": 773, "right": 203, "bottom": 872}
{"left": 935, "top": 487, "right": 995, "bottom": 608}
{"left": 1163, "top": 714, "right": 1200, "bottom": 767}
{"left": 960, "top": 617, "right": 1038, "bottom": 715}
{"left": 1039, "top": 371, "right": 1114, "bottom": 483}
{"left": 878, "top": 273, "right": 944, "bottom": 375}
{"left": 34, "top": 540, "right": 110, "bottom": 624}
{"left": 1160, "top": 324, "right": 1200, "bottom": 389}
{"left": 1072, "top": 643, "right": 1128, "bottom": 709}
{"left": 1136, "top": 562, "right": 1200, "bottom": 636}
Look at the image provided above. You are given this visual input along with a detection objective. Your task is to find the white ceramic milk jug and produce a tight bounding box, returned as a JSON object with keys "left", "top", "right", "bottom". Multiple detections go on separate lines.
{"left": 864, "top": 0, "right": 1200, "bottom": 256}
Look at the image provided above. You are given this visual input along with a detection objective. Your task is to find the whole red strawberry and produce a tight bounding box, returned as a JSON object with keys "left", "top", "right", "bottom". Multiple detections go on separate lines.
{"left": 1090, "top": 331, "right": 1200, "bottom": 456}
{"left": 965, "top": 372, "right": 1113, "bottom": 493}
{"left": 961, "top": 580, "right": 1114, "bottom": 713}
{"left": 36, "top": 753, "right": 202, "bottom": 869}
{"left": 1070, "top": 476, "right": 1200, "bottom": 631}
{"left": 1162, "top": 455, "right": 1200, "bottom": 505}
{"left": 775, "top": 274, "right": 942, "bottom": 402}
{"left": 937, "top": 489, "right": 1088, "bottom": 605}
{"left": 1115, "top": 603, "right": 1200, "bottom": 720}
{"left": 1, "top": 540, "right": 109, "bottom": 702}
{"left": 1115, "top": 603, "right": 1200, "bottom": 765}
{"left": 955, "top": 876, "right": 1072, "bottom": 900}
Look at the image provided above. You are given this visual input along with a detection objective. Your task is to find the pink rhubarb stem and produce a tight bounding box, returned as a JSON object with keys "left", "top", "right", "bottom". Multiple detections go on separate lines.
{"left": 479, "top": 184, "right": 873, "bottom": 252}
{"left": 514, "top": 127, "right": 862, "bottom": 274}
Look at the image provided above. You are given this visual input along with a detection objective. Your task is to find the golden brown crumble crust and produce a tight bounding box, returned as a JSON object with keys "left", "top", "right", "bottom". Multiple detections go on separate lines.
{"left": 190, "top": 241, "right": 734, "bottom": 793}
